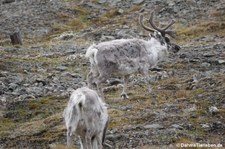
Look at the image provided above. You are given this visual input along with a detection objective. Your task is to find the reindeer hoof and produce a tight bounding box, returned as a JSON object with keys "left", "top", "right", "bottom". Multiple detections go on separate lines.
{"left": 121, "top": 93, "right": 129, "bottom": 100}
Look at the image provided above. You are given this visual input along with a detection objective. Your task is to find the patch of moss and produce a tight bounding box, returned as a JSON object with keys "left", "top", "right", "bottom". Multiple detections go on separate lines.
{"left": 66, "top": 6, "right": 91, "bottom": 31}
{"left": 175, "top": 90, "right": 189, "bottom": 99}
{"left": 43, "top": 113, "right": 64, "bottom": 127}
{"left": 5, "top": 96, "right": 67, "bottom": 123}
{"left": 0, "top": 117, "right": 16, "bottom": 134}
{"left": 0, "top": 55, "right": 65, "bottom": 73}
{"left": 48, "top": 23, "right": 71, "bottom": 38}
{"left": 1, "top": 109, "right": 66, "bottom": 147}
{"left": 176, "top": 20, "right": 225, "bottom": 43}
{"left": 129, "top": 5, "right": 142, "bottom": 12}
{"left": 104, "top": 8, "right": 119, "bottom": 18}
{"left": 190, "top": 88, "right": 204, "bottom": 97}
{"left": 73, "top": 5, "right": 89, "bottom": 16}
{"left": 67, "top": 18, "right": 87, "bottom": 30}
{"left": 50, "top": 144, "right": 76, "bottom": 149}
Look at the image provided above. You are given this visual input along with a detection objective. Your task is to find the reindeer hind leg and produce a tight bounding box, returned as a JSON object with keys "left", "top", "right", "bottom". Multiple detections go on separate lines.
{"left": 96, "top": 74, "right": 107, "bottom": 101}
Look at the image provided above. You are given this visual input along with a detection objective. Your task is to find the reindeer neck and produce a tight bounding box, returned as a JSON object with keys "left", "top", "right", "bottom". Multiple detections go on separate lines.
{"left": 145, "top": 37, "right": 169, "bottom": 62}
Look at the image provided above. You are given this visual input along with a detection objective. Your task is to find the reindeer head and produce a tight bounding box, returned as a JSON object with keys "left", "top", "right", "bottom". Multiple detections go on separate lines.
{"left": 139, "top": 11, "right": 180, "bottom": 53}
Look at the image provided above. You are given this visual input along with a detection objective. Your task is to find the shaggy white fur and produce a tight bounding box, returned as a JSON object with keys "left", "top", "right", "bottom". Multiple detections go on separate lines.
{"left": 86, "top": 32, "right": 170, "bottom": 100}
{"left": 63, "top": 87, "right": 108, "bottom": 149}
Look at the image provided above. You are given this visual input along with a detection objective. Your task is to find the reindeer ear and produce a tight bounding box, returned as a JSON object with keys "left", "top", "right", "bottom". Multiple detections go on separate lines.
{"left": 149, "top": 33, "right": 153, "bottom": 38}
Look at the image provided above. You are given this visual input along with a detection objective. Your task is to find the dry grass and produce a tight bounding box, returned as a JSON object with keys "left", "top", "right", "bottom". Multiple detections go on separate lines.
{"left": 50, "top": 144, "right": 77, "bottom": 149}
{"left": 176, "top": 20, "right": 225, "bottom": 43}
{"left": 104, "top": 8, "right": 119, "bottom": 18}
{"left": 175, "top": 90, "right": 189, "bottom": 99}
{"left": 67, "top": 19, "right": 87, "bottom": 30}
{"left": 129, "top": 5, "right": 142, "bottom": 12}
{"left": 177, "top": 21, "right": 225, "bottom": 36}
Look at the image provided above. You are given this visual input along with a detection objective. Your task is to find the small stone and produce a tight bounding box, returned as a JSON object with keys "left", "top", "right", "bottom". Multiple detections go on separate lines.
{"left": 211, "top": 121, "right": 224, "bottom": 131}
{"left": 59, "top": 33, "right": 74, "bottom": 40}
{"left": 0, "top": 97, "right": 6, "bottom": 105}
{"left": 168, "top": 1, "right": 175, "bottom": 6}
{"left": 8, "top": 83, "right": 18, "bottom": 91}
{"left": 118, "top": 9, "right": 124, "bottom": 14}
{"left": 184, "top": 104, "right": 197, "bottom": 112}
{"left": 143, "top": 124, "right": 164, "bottom": 129}
{"left": 209, "top": 106, "right": 219, "bottom": 115}
{"left": 98, "top": 0, "right": 107, "bottom": 4}
{"left": 56, "top": 66, "right": 67, "bottom": 71}
{"left": 203, "top": 52, "right": 215, "bottom": 57}
{"left": 201, "top": 124, "right": 210, "bottom": 129}
{"left": 132, "top": 0, "right": 144, "bottom": 5}
{"left": 171, "top": 124, "right": 184, "bottom": 130}
{"left": 201, "top": 62, "right": 211, "bottom": 67}
{"left": 217, "top": 60, "right": 225, "bottom": 64}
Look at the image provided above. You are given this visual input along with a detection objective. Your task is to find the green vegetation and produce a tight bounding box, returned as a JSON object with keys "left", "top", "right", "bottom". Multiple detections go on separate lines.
{"left": 176, "top": 20, "right": 225, "bottom": 44}
{"left": 66, "top": 5, "right": 91, "bottom": 30}
{"left": 1, "top": 96, "right": 67, "bottom": 147}
{"left": 0, "top": 55, "right": 65, "bottom": 73}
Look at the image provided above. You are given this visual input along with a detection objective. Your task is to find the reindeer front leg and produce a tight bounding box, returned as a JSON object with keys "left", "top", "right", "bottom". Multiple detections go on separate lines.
{"left": 140, "top": 69, "right": 152, "bottom": 94}
{"left": 121, "top": 75, "right": 129, "bottom": 99}
{"left": 96, "top": 74, "right": 107, "bottom": 101}
{"left": 66, "top": 127, "right": 73, "bottom": 147}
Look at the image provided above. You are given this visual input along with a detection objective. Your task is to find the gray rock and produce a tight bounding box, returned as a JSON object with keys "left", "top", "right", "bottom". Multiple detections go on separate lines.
{"left": 62, "top": 72, "right": 82, "bottom": 78}
{"left": 55, "top": 66, "right": 67, "bottom": 71}
{"left": 106, "top": 134, "right": 129, "bottom": 141}
{"left": 59, "top": 33, "right": 74, "bottom": 40}
{"left": 184, "top": 104, "right": 197, "bottom": 113}
{"left": 211, "top": 121, "right": 224, "bottom": 131}
{"left": 0, "top": 82, "right": 7, "bottom": 94}
{"left": 201, "top": 62, "right": 211, "bottom": 67}
{"left": 8, "top": 83, "right": 18, "bottom": 91}
{"left": 209, "top": 106, "right": 219, "bottom": 115}
{"left": 167, "top": 1, "right": 175, "bottom": 6}
{"left": 26, "top": 87, "right": 43, "bottom": 97}
{"left": 201, "top": 124, "right": 210, "bottom": 130}
{"left": 100, "top": 35, "right": 115, "bottom": 42}
{"left": 143, "top": 124, "right": 164, "bottom": 129}
{"left": 171, "top": 124, "right": 184, "bottom": 130}
{"left": 98, "top": 0, "right": 107, "bottom": 4}
{"left": 118, "top": 9, "right": 124, "bottom": 14}
{"left": 108, "top": 0, "right": 121, "bottom": 6}
{"left": 173, "top": 6, "right": 180, "bottom": 13}
{"left": 203, "top": 52, "right": 215, "bottom": 57}
{"left": 217, "top": 60, "right": 225, "bottom": 64}
{"left": 132, "top": 0, "right": 144, "bottom": 5}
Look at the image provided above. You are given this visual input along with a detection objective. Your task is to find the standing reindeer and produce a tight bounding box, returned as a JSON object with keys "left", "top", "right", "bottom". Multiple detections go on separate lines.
{"left": 85, "top": 11, "right": 180, "bottom": 100}
{"left": 63, "top": 87, "right": 109, "bottom": 149}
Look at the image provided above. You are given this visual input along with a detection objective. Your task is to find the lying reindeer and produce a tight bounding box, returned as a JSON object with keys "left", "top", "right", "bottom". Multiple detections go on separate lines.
{"left": 86, "top": 11, "right": 180, "bottom": 100}
{"left": 63, "top": 87, "right": 109, "bottom": 149}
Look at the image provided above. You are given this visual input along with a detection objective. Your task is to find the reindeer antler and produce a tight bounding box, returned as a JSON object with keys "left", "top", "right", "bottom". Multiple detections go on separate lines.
{"left": 139, "top": 14, "right": 155, "bottom": 32}
{"left": 148, "top": 11, "right": 176, "bottom": 38}
{"left": 139, "top": 10, "right": 176, "bottom": 38}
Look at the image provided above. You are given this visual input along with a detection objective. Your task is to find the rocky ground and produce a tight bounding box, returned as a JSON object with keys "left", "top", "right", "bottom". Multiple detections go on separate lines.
{"left": 0, "top": 0, "right": 225, "bottom": 149}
